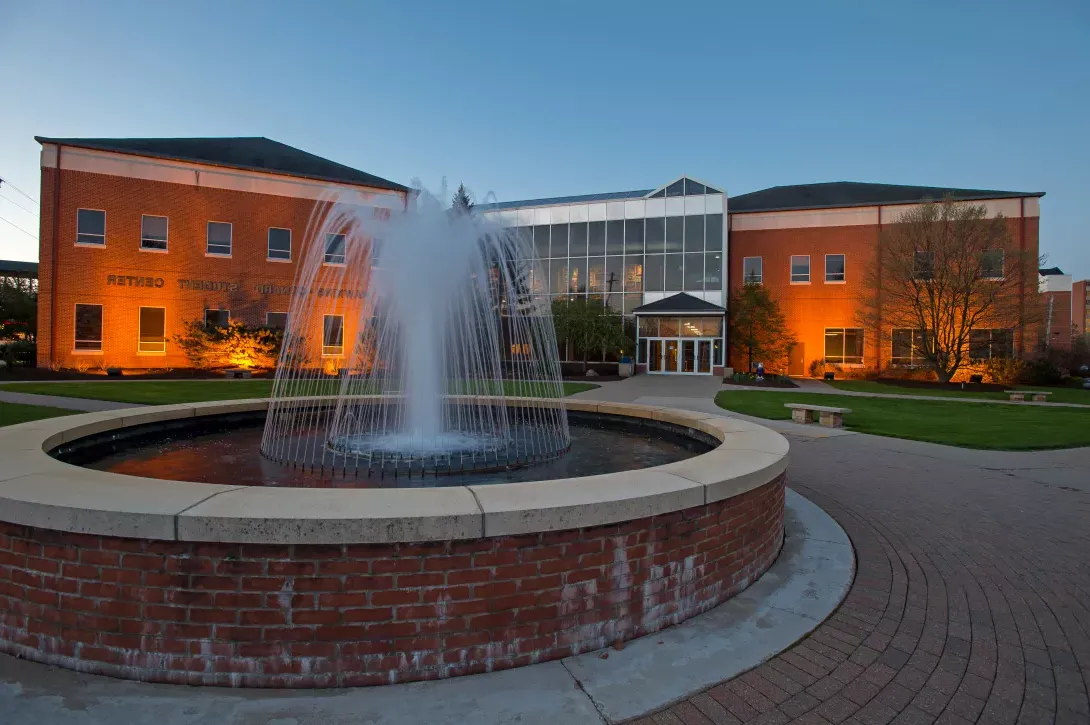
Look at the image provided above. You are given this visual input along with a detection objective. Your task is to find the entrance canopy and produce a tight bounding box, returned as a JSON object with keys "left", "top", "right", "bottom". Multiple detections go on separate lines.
{"left": 633, "top": 294, "right": 726, "bottom": 375}
{"left": 631, "top": 292, "right": 725, "bottom": 317}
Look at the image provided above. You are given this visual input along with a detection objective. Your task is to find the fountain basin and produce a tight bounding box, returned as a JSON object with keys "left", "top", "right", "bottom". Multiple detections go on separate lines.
{"left": 0, "top": 398, "right": 788, "bottom": 687}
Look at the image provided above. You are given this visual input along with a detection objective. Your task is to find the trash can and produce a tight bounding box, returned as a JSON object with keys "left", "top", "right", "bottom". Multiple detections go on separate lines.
{"left": 618, "top": 356, "right": 634, "bottom": 378}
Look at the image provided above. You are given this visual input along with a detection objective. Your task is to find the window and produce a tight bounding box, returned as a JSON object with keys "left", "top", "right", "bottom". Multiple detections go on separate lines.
{"left": 74, "top": 304, "right": 102, "bottom": 351}
{"left": 206, "top": 222, "right": 232, "bottom": 256}
{"left": 265, "top": 312, "right": 288, "bottom": 329}
{"left": 683, "top": 179, "right": 705, "bottom": 195}
{"left": 970, "top": 329, "right": 1013, "bottom": 361}
{"left": 644, "top": 217, "right": 665, "bottom": 253}
{"left": 322, "top": 315, "right": 344, "bottom": 356}
{"left": 705, "top": 214, "right": 723, "bottom": 251}
{"left": 569, "top": 222, "right": 588, "bottom": 257}
{"left": 664, "top": 216, "right": 684, "bottom": 252}
{"left": 605, "top": 220, "right": 624, "bottom": 255}
{"left": 982, "top": 249, "right": 1004, "bottom": 279}
{"left": 666, "top": 180, "right": 684, "bottom": 197}
{"left": 644, "top": 254, "right": 665, "bottom": 292}
{"left": 324, "top": 233, "right": 346, "bottom": 265}
{"left": 824, "top": 328, "right": 864, "bottom": 365}
{"left": 684, "top": 253, "right": 703, "bottom": 291}
{"left": 684, "top": 215, "right": 704, "bottom": 252}
{"left": 204, "top": 309, "right": 230, "bottom": 328}
{"left": 624, "top": 219, "right": 644, "bottom": 254}
{"left": 704, "top": 252, "right": 723, "bottom": 290}
{"left": 587, "top": 221, "right": 605, "bottom": 255}
{"left": 743, "top": 256, "right": 763, "bottom": 284}
{"left": 76, "top": 209, "right": 105, "bottom": 246}
{"left": 825, "top": 254, "right": 846, "bottom": 283}
{"left": 790, "top": 255, "right": 810, "bottom": 283}
{"left": 913, "top": 250, "right": 933, "bottom": 281}
{"left": 141, "top": 215, "right": 168, "bottom": 251}
{"left": 533, "top": 225, "right": 550, "bottom": 258}
{"left": 550, "top": 223, "right": 568, "bottom": 258}
{"left": 268, "top": 228, "right": 291, "bottom": 261}
{"left": 138, "top": 307, "right": 166, "bottom": 354}
{"left": 891, "top": 329, "right": 930, "bottom": 366}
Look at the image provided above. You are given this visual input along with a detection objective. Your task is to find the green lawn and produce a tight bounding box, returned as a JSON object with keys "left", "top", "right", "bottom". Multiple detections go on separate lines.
{"left": 714, "top": 390, "right": 1090, "bottom": 450}
{"left": 826, "top": 379, "right": 1090, "bottom": 405}
{"left": 0, "top": 401, "right": 78, "bottom": 428}
{"left": 0, "top": 380, "right": 598, "bottom": 405}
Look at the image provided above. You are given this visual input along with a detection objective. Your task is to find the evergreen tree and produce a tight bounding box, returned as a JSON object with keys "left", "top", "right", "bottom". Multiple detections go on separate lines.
{"left": 452, "top": 183, "right": 473, "bottom": 215}
{"left": 728, "top": 282, "right": 797, "bottom": 373}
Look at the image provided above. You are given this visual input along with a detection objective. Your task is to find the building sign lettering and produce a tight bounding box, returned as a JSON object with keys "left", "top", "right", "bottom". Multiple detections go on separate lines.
{"left": 179, "top": 279, "right": 240, "bottom": 292}
{"left": 256, "top": 284, "right": 364, "bottom": 299}
{"left": 107, "top": 275, "right": 165, "bottom": 288}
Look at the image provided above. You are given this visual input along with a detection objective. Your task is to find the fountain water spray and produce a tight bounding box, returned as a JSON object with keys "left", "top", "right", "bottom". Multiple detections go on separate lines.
{"left": 259, "top": 184, "right": 570, "bottom": 478}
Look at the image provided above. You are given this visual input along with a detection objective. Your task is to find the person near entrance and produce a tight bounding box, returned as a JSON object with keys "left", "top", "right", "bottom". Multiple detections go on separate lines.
{"left": 755, "top": 362, "right": 765, "bottom": 381}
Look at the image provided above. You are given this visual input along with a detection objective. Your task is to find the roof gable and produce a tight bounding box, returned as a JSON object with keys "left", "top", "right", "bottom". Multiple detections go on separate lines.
{"left": 646, "top": 176, "right": 723, "bottom": 198}
{"left": 35, "top": 136, "right": 408, "bottom": 192}
{"left": 632, "top": 293, "right": 725, "bottom": 315}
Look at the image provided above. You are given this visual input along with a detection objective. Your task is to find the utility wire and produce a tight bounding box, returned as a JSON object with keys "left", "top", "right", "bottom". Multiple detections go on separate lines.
{"left": 0, "top": 178, "right": 40, "bottom": 206}
{"left": 0, "top": 214, "right": 38, "bottom": 239}
{"left": 0, "top": 192, "right": 37, "bottom": 216}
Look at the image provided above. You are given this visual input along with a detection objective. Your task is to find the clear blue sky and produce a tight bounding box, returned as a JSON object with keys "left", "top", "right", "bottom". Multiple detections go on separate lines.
{"left": 2, "top": 0, "right": 1087, "bottom": 278}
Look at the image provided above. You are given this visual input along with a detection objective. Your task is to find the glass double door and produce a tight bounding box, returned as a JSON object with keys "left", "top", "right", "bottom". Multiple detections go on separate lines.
{"left": 647, "top": 338, "right": 713, "bottom": 374}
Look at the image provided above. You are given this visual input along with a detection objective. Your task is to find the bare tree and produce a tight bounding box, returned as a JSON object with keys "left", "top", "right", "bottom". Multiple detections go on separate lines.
{"left": 859, "top": 198, "right": 1037, "bottom": 382}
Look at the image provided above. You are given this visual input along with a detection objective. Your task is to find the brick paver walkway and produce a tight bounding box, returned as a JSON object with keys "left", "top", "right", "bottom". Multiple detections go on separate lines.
{"left": 629, "top": 433, "right": 1090, "bottom": 725}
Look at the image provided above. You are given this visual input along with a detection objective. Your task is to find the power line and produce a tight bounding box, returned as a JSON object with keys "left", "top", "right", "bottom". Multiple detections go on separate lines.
{"left": 0, "top": 191, "right": 37, "bottom": 216}
{"left": 0, "top": 177, "right": 40, "bottom": 206}
{"left": 0, "top": 214, "right": 38, "bottom": 239}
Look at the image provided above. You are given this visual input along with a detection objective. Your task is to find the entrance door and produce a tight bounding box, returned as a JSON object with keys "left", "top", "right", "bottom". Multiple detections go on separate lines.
{"left": 648, "top": 339, "right": 663, "bottom": 372}
{"left": 664, "top": 340, "right": 679, "bottom": 373}
{"left": 681, "top": 340, "right": 696, "bottom": 373}
{"left": 697, "top": 340, "right": 712, "bottom": 374}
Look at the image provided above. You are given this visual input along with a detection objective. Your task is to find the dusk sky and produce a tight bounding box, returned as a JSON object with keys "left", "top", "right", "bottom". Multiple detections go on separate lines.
{"left": 1, "top": 0, "right": 1087, "bottom": 277}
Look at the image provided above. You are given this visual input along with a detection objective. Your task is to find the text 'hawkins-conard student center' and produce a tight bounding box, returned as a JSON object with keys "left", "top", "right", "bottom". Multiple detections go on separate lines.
{"left": 33, "top": 136, "right": 1043, "bottom": 375}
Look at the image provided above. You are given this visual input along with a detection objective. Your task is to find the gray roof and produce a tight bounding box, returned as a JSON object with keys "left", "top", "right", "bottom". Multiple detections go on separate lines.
{"left": 476, "top": 189, "right": 652, "bottom": 212}
{"left": 0, "top": 259, "right": 38, "bottom": 278}
{"left": 1039, "top": 267, "right": 1066, "bottom": 276}
{"left": 35, "top": 136, "right": 409, "bottom": 193}
{"left": 632, "top": 293, "right": 725, "bottom": 315}
{"left": 728, "top": 181, "right": 1044, "bottom": 214}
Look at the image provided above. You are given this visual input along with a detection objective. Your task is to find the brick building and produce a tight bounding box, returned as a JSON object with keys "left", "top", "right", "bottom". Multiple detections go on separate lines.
{"left": 1039, "top": 267, "right": 1073, "bottom": 350}
{"left": 1074, "top": 279, "right": 1090, "bottom": 338}
{"left": 35, "top": 137, "right": 407, "bottom": 369}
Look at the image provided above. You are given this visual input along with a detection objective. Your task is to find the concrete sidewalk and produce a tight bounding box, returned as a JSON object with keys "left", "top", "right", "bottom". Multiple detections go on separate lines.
{"left": 0, "top": 389, "right": 140, "bottom": 412}
{"left": 720, "top": 380, "right": 1090, "bottom": 408}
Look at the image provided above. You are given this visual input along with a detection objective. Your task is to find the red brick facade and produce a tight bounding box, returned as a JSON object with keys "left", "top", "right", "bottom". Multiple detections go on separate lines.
{"left": 0, "top": 476, "right": 784, "bottom": 687}
{"left": 1074, "top": 280, "right": 1089, "bottom": 337}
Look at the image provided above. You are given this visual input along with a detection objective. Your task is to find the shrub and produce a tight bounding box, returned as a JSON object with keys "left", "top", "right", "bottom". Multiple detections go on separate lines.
{"left": 0, "top": 340, "right": 36, "bottom": 368}
{"left": 983, "top": 358, "right": 1028, "bottom": 385}
{"left": 1018, "top": 357, "right": 1065, "bottom": 386}
{"left": 173, "top": 320, "right": 282, "bottom": 369}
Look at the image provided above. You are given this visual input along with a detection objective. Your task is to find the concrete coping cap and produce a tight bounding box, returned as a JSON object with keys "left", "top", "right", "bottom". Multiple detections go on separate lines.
{"left": 0, "top": 397, "right": 789, "bottom": 544}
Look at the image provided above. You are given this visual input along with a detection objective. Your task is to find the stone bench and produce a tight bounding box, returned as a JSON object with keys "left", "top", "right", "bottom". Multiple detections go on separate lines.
{"left": 1005, "top": 390, "right": 1051, "bottom": 402}
{"left": 224, "top": 369, "right": 253, "bottom": 379}
{"left": 785, "top": 403, "right": 852, "bottom": 428}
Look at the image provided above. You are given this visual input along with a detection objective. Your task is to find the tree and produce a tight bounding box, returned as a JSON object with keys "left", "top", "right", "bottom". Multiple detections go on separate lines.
{"left": 452, "top": 183, "right": 473, "bottom": 215}
{"left": 0, "top": 278, "right": 37, "bottom": 342}
{"left": 550, "top": 297, "right": 629, "bottom": 368}
{"left": 728, "top": 282, "right": 797, "bottom": 373}
{"left": 173, "top": 319, "right": 283, "bottom": 369}
{"left": 859, "top": 199, "right": 1037, "bottom": 382}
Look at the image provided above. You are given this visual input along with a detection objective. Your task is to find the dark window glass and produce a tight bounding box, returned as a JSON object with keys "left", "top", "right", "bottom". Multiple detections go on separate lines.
{"left": 624, "top": 256, "right": 643, "bottom": 291}
{"left": 206, "top": 222, "right": 232, "bottom": 256}
{"left": 684, "top": 179, "right": 705, "bottom": 195}
{"left": 638, "top": 317, "right": 658, "bottom": 337}
{"left": 140, "top": 215, "right": 168, "bottom": 251}
{"left": 518, "top": 227, "right": 534, "bottom": 257}
{"left": 550, "top": 260, "right": 568, "bottom": 294}
{"left": 665, "top": 254, "right": 684, "bottom": 289}
{"left": 605, "top": 256, "right": 623, "bottom": 293}
{"left": 705, "top": 184, "right": 721, "bottom": 194}
{"left": 138, "top": 307, "right": 166, "bottom": 353}
{"left": 588, "top": 221, "right": 606, "bottom": 255}
{"left": 569, "top": 222, "right": 588, "bottom": 257}
{"left": 913, "top": 250, "right": 933, "bottom": 280}
{"left": 684, "top": 215, "right": 704, "bottom": 252}
{"left": 204, "top": 309, "right": 230, "bottom": 328}
{"left": 704, "top": 252, "right": 723, "bottom": 289}
{"left": 569, "top": 258, "right": 586, "bottom": 293}
{"left": 791, "top": 255, "right": 810, "bottom": 283}
{"left": 76, "top": 209, "right": 105, "bottom": 245}
{"left": 713, "top": 339, "right": 723, "bottom": 365}
{"left": 550, "top": 223, "right": 568, "bottom": 258}
{"left": 844, "top": 329, "right": 864, "bottom": 364}
{"left": 825, "top": 254, "right": 845, "bottom": 282}
{"left": 665, "top": 216, "right": 684, "bottom": 252}
{"left": 645, "top": 217, "right": 666, "bottom": 253}
{"left": 971, "top": 329, "right": 1013, "bottom": 360}
{"left": 666, "top": 180, "right": 684, "bottom": 197}
{"left": 323, "top": 315, "right": 344, "bottom": 355}
{"left": 265, "top": 312, "right": 288, "bottom": 329}
{"left": 743, "top": 257, "right": 762, "bottom": 283}
{"left": 643, "top": 255, "right": 665, "bottom": 292}
{"left": 891, "top": 329, "right": 912, "bottom": 364}
{"left": 604, "top": 293, "right": 622, "bottom": 313}
{"left": 684, "top": 253, "right": 704, "bottom": 291}
{"left": 533, "top": 225, "right": 550, "bottom": 259}
{"left": 824, "top": 328, "right": 863, "bottom": 364}
{"left": 74, "top": 304, "right": 102, "bottom": 351}
{"left": 268, "top": 228, "right": 291, "bottom": 260}
{"left": 969, "top": 330, "right": 989, "bottom": 360}
{"left": 605, "top": 220, "right": 624, "bottom": 255}
{"left": 982, "top": 249, "right": 1004, "bottom": 279}
{"left": 587, "top": 257, "right": 605, "bottom": 293}
{"left": 324, "top": 233, "right": 346, "bottom": 264}
{"left": 825, "top": 329, "right": 845, "bottom": 361}
{"left": 992, "top": 329, "right": 1013, "bottom": 358}
{"left": 649, "top": 189, "right": 665, "bottom": 198}
{"left": 624, "top": 219, "right": 644, "bottom": 253}
{"left": 623, "top": 293, "right": 642, "bottom": 314}
{"left": 705, "top": 214, "right": 723, "bottom": 250}
{"left": 637, "top": 339, "right": 647, "bottom": 364}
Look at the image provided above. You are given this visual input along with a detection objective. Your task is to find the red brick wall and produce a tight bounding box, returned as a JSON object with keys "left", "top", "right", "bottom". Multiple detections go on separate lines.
{"left": 1074, "top": 281, "right": 1089, "bottom": 337}
{"left": 728, "top": 214, "right": 1040, "bottom": 374}
{"left": 0, "top": 476, "right": 784, "bottom": 687}
{"left": 37, "top": 167, "right": 401, "bottom": 370}
{"left": 1041, "top": 290, "right": 1072, "bottom": 350}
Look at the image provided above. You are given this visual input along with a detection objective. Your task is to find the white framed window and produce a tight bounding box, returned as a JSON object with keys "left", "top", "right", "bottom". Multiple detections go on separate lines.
{"left": 913, "top": 250, "right": 933, "bottom": 281}
{"left": 74, "top": 303, "right": 103, "bottom": 352}
{"left": 824, "top": 328, "right": 864, "bottom": 365}
{"left": 790, "top": 255, "right": 810, "bottom": 284}
{"left": 825, "top": 254, "right": 845, "bottom": 283}
{"left": 322, "top": 314, "right": 344, "bottom": 356}
{"left": 76, "top": 209, "right": 105, "bottom": 246}
{"left": 891, "top": 328, "right": 930, "bottom": 366}
{"left": 140, "top": 215, "right": 168, "bottom": 251}
{"left": 265, "top": 312, "right": 288, "bottom": 329}
{"left": 742, "top": 256, "right": 762, "bottom": 284}
{"left": 324, "top": 233, "right": 346, "bottom": 265}
{"left": 970, "top": 329, "right": 1013, "bottom": 361}
{"left": 981, "top": 249, "right": 1004, "bottom": 280}
{"left": 138, "top": 307, "right": 166, "bottom": 354}
{"left": 268, "top": 227, "right": 292, "bottom": 261}
{"left": 206, "top": 221, "right": 232, "bottom": 256}
{"left": 204, "top": 309, "right": 230, "bottom": 328}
